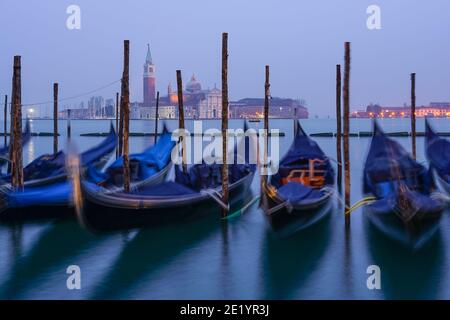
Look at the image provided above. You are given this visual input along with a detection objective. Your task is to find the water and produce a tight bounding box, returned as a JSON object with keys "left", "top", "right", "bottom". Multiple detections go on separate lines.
{"left": 0, "top": 118, "right": 449, "bottom": 299}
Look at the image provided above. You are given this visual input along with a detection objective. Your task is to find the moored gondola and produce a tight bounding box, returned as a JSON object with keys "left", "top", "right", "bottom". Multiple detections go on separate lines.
{"left": 0, "top": 124, "right": 117, "bottom": 222}
{"left": 77, "top": 128, "right": 256, "bottom": 231}
{"left": 261, "top": 121, "right": 334, "bottom": 237}
{"left": 425, "top": 119, "right": 450, "bottom": 195}
{"left": 0, "top": 119, "right": 31, "bottom": 167}
{"left": 82, "top": 124, "right": 175, "bottom": 192}
{"left": 363, "top": 121, "right": 445, "bottom": 250}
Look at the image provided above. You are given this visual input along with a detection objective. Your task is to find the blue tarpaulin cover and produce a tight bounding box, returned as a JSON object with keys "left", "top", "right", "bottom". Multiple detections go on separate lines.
{"left": 110, "top": 122, "right": 256, "bottom": 198}
{"left": 1, "top": 125, "right": 117, "bottom": 211}
{"left": 2, "top": 123, "right": 117, "bottom": 182}
{"left": 426, "top": 119, "right": 450, "bottom": 183}
{"left": 363, "top": 121, "right": 432, "bottom": 197}
{"left": 270, "top": 122, "right": 333, "bottom": 205}
{"left": 90, "top": 128, "right": 175, "bottom": 186}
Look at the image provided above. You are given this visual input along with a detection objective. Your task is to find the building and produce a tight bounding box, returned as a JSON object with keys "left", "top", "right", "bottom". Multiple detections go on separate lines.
{"left": 230, "top": 98, "right": 308, "bottom": 119}
{"left": 351, "top": 102, "right": 450, "bottom": 118}
{"left": 143, "top": 44, "right": 156, "bottom": 108}
{"left": 104, "top": 98, "right": 115, "bottom": 118}
{"left": 166, "top": 74, "right": 207, "bottom": 118}
{"left": 134, "top": 45, "right": 309, "bottom": 120}
{"left": 131, "top": 102, "right": 142, "bottom": 119}
{"left": 199, "top": 85, "right": 222, "bottom": 118}
{"left": 59, "top": 107, "right": 89, "bottom": 119}
{"left": 140, "top": 105, "right": 177, "bottom": 119}
{"left": 88, "top": 96, "right": 104, "bottom": 118}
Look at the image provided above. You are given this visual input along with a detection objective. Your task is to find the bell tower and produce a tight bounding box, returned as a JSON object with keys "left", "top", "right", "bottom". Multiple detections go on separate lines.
{"left": 143, "top": 44, "right": 156, "bottom": 107}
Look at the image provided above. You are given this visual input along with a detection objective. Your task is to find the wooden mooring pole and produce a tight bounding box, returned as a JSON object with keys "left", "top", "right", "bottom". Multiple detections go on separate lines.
{"left": 4, "top": 95, "right": 7, "bottom": 147}
{"left": 343, "top": 42, "right": 351, "bottom": 227}
{"left": 154, "top": 91, "right": 160, "bottom": 144}
{"left": 11, "top": 56, "right": 23, "bottom": 190}
{"left": 67, "top": 109, "right": 71, "bottom": 139}
{"left": 118, "top": 91, "right": 125, "bottom": 157}
{"left": 264, "top": 65, "right": 270, "bottom": 178}
{"left": 336, "top": 64, "right": 342, "bottom": 192}
{"left": 221, "top": 32, "right": 229, "bottom": 217}
{"left": 115, "top": 92, "right": 119, "bottom": 131}
{"left": 53, "top": 83, "right": 58, "bottom": 154}
{"left": 293, "top": 107, "right": 298, "bottom": 136}
{"left": 121, "top": 40, "right": 131, "bottom": 192}
{"left": 176, "top": 70, "right": 187, "bottom": 174}
{"left": 115, "top": 91, "right": 119, "bottom": 158}
{"left": 410, "top": 73, "right": 416, "bottom": 160}
{"left": 259, "top": 65, "right": 271, "bottom": 211}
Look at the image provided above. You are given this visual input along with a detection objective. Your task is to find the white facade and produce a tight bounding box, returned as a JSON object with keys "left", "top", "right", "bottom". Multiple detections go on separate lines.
{"left": 140, "top": 106, "right": 176, "bottom": 119}
{"left": 199, "top": 87, "right": 222, "bottom": 119}
{"left": 131, "top": 102, "right": 141, "bottom": 119}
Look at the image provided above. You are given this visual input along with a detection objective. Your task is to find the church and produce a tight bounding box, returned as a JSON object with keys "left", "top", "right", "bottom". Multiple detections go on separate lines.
{"left": 138, "top": 45, "right": 308, "bottom": 120}
{"left": 139, "top": 44, "right": 223, "bottom": 119}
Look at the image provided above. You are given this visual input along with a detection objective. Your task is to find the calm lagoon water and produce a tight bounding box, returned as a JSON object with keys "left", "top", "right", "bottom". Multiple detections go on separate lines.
{"left": 0, "top": 118, "right": 449, "bottom": 299}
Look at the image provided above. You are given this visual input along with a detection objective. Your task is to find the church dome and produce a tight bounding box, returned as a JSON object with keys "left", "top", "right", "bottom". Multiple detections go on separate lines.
{"left": 186, "top": 74, "right": 202, "bottom": 93}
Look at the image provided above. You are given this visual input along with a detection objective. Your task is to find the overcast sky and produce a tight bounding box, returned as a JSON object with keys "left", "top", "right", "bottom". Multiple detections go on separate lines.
{"left": 1, "top": 0, "right": 450, "bottom": 117}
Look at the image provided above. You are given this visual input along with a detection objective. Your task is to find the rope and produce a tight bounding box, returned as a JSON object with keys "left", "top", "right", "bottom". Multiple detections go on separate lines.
{"left": 326, "top": 156, "right": 342, "bottom": 166}
{"left": 200, "top": 189, "right": 230, "bottom": 211}
{"left": 344, "top": 196, "right": 377, "bottom": 215}
{"left": 431, "top": 191, "right": 450, "bottom": 203}
{"left": 326, "top": 187, "right": 350, "bottom": 211}
{"left": 265, "top": 199, "right": 293, "bottom": 215}
{"left": 4, "top": 79, "right": 121, "bottom": 108}
{"left": 222, "top": 195, "right": 260, "bottom": 220}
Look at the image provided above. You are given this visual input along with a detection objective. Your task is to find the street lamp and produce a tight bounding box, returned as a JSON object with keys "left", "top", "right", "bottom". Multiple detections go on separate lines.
{"left": 27, "top": 107, "right": 34, "bottom": 119}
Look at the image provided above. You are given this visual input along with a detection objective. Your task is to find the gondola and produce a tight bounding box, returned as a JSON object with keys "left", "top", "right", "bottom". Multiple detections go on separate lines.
{"left": 83, "top": 124, "right": 175, "bottom": 192}
{"left": 261, "top": 121, "right": 334, "bottom": 237}
{"left": 363, "top": 121, "right": 445, "bottom": 250}
{"left": 77, "top": 126, "right": 256, "bottom": 231}
{"left": 0, "top": 124, "right": 118, "bottom": 222}
{"left": 0, "top": 123, "right": 117, "bottom": 187}
{"left": 425, "top": 119, "right": 450, "bottom": 195}
{"left": 0, "top": 119, "right": 32, "bottom": 166}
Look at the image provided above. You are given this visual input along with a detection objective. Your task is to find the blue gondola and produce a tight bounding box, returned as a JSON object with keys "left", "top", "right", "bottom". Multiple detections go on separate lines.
{"left": 261, "top": 121, "right": 334, "bottom": 237}
{"left": 0, "top": 124, "right": 117, "bottom": 221}
{"left": 83, "top": 124, "right": 175, "bottom": 191}
{"left": 363, "top": 121, "right": 445, "bottom": 250}
{"left": 425, "top": 119, "right": 450, "bottom": 195}
{"left": 0, "top": 119, "right": 32, "bottom": 166}
{"left": 77, "top": 124, "right": 256, "bottom": 231}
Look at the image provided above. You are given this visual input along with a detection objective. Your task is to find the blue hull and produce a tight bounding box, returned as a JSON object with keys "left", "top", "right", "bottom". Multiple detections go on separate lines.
{"left": 364, "top": 192, "right": 444, "bottom": 250}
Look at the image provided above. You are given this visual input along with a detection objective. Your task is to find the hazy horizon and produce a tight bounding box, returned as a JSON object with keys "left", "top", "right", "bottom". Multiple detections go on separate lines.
{"left": 1, "top": 0, "right": 450, "bottom": 117}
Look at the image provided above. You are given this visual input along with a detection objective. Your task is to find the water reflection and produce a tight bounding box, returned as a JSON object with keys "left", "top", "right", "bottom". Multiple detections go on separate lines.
{"left": 89, "top": 214, "right": 219, "bottom": 299}
{"left": 366, "top": 218, "right": 445, "bottom": 299}
{"left": 26, "top": 121, "right": 35, "bottom": 164}
{"left": 0, "top": 220, "right": 104, "bottom": 299}
{"left": 0, "top": 118, "right": 448, "bottom": 299}
{"left": 260, "top": 212, "right": 331, "bottom": 299}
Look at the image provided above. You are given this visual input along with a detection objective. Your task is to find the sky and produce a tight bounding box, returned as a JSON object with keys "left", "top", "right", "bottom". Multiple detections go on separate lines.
{"left": 1, "top": 0, "right": 450, "bottom": 117}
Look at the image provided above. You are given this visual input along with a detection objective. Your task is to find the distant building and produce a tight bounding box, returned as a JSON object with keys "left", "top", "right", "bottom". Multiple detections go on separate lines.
{"left": 88, "top": 96, "right": 104, "bottom": 118}
{"left": 104, "top": 98, "right": 115, "bottom": 118}
{"left": 131, "top": 45, "right": 310, "bottom": 120}
{"left": 166, "top": 74, "right": 207, "bottom": 119}
{"left": 230, "top": 98, "right": 308, "bottom": 119}
{"left": 59, "top": 107, "right": 89, "bottom": 119}
{"left": 143, "top": 44, "right": 156, "bottom": 108}
{"left": 199, "top": 85, "right": 222, "bottom": 118}
{"left": 131, "top": 102, "right": 142, "bottom": 119}
{"left": 351, "top": 102, "right": 450, "bottom": 118}
{"left": 140, "top": 105, "right": 177, "bottom": 119}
